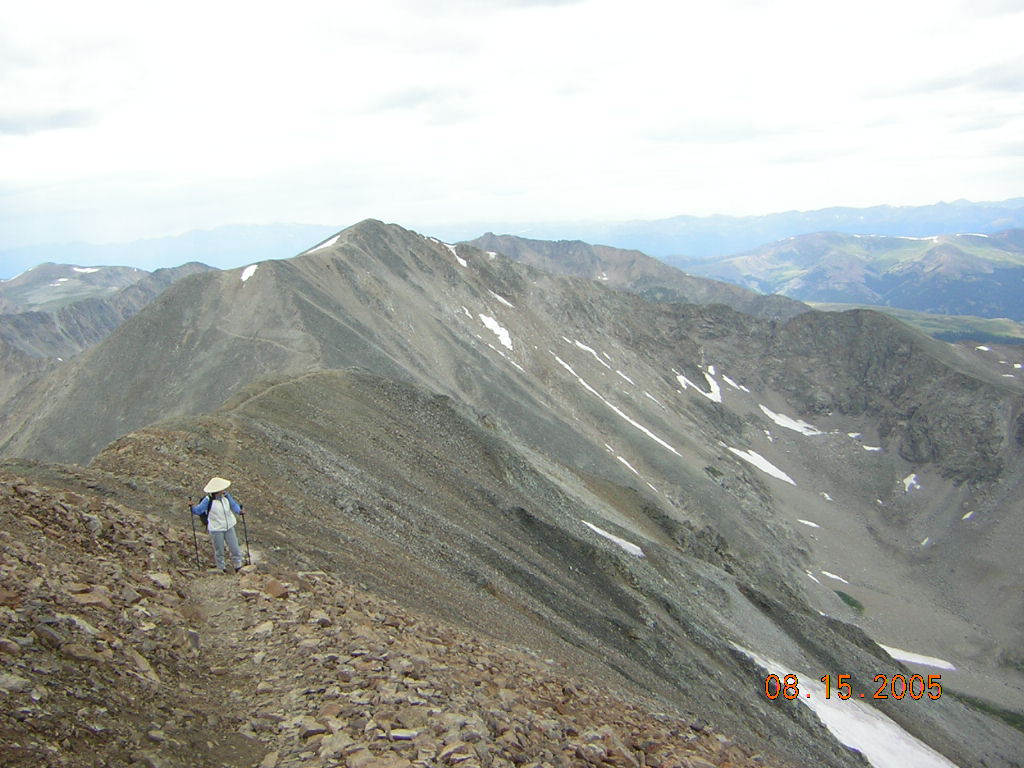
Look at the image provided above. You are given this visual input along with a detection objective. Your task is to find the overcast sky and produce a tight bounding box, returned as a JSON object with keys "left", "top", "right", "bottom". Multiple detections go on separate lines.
{"left": 2, "top": 0, "right": 1022, "bottom": 251}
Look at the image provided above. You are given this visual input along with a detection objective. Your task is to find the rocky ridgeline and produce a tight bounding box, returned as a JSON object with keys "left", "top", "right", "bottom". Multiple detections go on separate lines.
{"left": 0, "top": 473, "right": 790, "bottom": 768}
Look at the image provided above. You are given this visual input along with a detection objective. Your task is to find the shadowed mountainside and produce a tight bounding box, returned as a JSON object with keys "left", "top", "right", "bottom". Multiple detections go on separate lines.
{"left": 0, "top": 262, "right": 213, "bottom": 359}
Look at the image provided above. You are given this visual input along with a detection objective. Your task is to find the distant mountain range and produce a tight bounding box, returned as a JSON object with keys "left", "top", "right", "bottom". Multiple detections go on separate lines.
{"left": 0, "top": 223, "right": 337, "bottom": 280}
{"left": 4, "top": 198, "right": 1023, "bottom": 279}
{"left": 0, "top": 261, "right": 212, "bottom": 359}
{"left": 684, "top": 229, "right": 1024, "bottom": 322}
{"left": 500, "top": 197, "right": 1024, "bottom": 259}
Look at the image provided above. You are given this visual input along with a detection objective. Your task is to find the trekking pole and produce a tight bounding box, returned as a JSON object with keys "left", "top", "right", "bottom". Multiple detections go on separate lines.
{"left": 240, "top": 505, "right": 251, "bottom": 566}
{"left": 188, "top": 498, "right": 201, "bottom": 569}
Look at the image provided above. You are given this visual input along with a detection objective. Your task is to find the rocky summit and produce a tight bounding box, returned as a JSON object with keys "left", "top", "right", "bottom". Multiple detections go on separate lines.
{"left": 1, "top": 219, "right": 1023, "bottom": 767}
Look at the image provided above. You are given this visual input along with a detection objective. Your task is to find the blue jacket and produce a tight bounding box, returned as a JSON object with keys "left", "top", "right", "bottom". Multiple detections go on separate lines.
{"left": 191, "top": 492, "right": 242, "bottom": 516}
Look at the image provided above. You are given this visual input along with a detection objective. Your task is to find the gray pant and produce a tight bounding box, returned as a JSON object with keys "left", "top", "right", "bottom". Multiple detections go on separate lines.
{"left": 210, "top": 526, "right": 243, "bottom": 571}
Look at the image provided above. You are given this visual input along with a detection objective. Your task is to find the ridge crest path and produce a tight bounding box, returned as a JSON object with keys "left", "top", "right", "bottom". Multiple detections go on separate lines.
{"left": 0, "top": 470, "right": 792, "bottom": 768}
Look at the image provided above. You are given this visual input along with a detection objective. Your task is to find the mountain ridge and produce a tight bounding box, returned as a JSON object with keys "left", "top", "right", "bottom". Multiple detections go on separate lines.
{"left": 465, "top": 233, "right": 806, "bottom": 320}
{"left": 0, "top": 262, "right": 213, "bottom": 359}
{"left": 2, "top": 218, "right": 1023, "bottom": 766}
{"left": 5, "top": 198, "right": 1022, "bottom": 279}
{"left": 0, "top": 466, "right": 790, "bottom": 768}
{"left": 684, "top": 230, "right": 1024, "bottom": 320}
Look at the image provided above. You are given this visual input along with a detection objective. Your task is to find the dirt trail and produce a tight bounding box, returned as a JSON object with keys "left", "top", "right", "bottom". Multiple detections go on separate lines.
{"left": 175, "top": 571, "right": 269, "bottom": 768}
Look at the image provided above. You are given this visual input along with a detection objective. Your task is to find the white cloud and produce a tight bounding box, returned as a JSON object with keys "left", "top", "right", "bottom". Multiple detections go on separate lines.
{"left": 1, "top": 0, "right": 1022, "bottom": 248}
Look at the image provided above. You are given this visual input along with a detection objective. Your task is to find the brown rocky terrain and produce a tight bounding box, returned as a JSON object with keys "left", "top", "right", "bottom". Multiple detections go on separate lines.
{"left": 0, "top": 470, "right": 792, "bottom": 768}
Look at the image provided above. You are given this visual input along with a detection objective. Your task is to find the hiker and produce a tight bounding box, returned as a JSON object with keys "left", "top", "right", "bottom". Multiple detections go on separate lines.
{"left": 191, "top": 477, "right": 245, "bottom": 573}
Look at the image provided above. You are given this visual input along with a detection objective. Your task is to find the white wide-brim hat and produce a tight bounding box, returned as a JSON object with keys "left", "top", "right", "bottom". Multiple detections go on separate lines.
{"left": 203, "top": 477, "right": 231, "bottom": 493}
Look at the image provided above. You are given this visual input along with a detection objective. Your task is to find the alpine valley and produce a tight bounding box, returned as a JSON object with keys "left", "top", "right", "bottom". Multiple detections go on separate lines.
{"left": 1, "top": 220, "right": 1022, "bottom": 768}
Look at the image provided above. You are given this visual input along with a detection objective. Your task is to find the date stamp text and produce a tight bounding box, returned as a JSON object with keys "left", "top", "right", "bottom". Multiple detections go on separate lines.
{"left": 764, "top": 674, "right": 942, "bottom": 701}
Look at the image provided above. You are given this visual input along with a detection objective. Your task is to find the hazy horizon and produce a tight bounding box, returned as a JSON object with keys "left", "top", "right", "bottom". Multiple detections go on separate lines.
{"left": 3, "top": 1, "right": 1022, "bottom": 253}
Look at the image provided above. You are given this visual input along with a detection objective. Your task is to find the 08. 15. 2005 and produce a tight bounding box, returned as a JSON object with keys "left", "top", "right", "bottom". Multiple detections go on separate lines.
{"left": 764, "top": 673, "right": 942, "bottom": 700}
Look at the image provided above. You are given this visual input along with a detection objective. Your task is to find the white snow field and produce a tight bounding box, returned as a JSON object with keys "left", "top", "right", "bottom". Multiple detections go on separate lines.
{"left": 738, "top": 647, "right": 959, "bottom": 768}
{"left": 307, "top": 234, "right": 339, "bottom": 253}
{"left": 479, "top": 314, "right": 513, "bottom": 350}
{"left": 878, "top": 645, "right": 956, "bottom": 671}
{"left": 677, "top": 369, "right": 723, "bottom": 403}
{"left": 552, "top": 354, "right": 683, "bottom": 458}
{"left": 759, "top": 404, "right": 823, "bottom": 436}
{"left": 443, "top": 243, "right": 468, "bottom": 267}
{"left": 582, "top": 520, "right": 645, "bottom": 558}
{"left": 726, "top": 447, "right": 796, "bottom": 485}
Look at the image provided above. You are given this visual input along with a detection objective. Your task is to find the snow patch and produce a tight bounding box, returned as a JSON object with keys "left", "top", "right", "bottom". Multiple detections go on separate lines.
{"left": 726, "top": 447, "right": 796, "bottom": 485}
{"left": 976, "top": 345, "right": 991, "bottom": 351}
{"left": 582, "top": 521, "right": 644, "bottom": 558}
{"left": 240, "top": 264, "right": 259, "bottom": 282}
{"left": 878, "top": 645, "right": 956, "bottom": 671}
{"left": 798, "top": 519, "right": 821, "bottom": 528}
{"left": 677, "top": 370, "right": 722, "bottom": 403}
{"left": 722, "top": 374, "right": 750, "bottom": 393}
{"left": 573, "top": 340, "right": 612, "bottom": 369}
{"left": 72, "top": 267, "right": 100, "bottom": 274}
{"left": 863, "top": 445, "right": 882, "bottom": 452}
{"left": 445, "top": 243, "right": 468, "bottom": 267}
{"left": 488, "top": 290, "right": 515, "bottom": 308}
{"left": 479, "top": 314, "right": 513, "bottom": 350}
{"left": 616, "top": 370, "right": 635, "bottom": 386}
{"left": 307, "top": 234, "right": 339, "bottom": 253}
{"left": 806, "top": 571, "right": 821, "bottom": 583}
{"left": 902, "top": 473, "right": 920, "bottom": 492}
{"left": 552, "top": 354, "right": 682, "bottom": 457}
{"left": 961, "top": 510, "right": 974, "bottom": 521}
{"left": 822, "top": 570, "right": 849, "bottom": 584}
{"left": 759, "top": 405, "right": 823, "bottom": 436}
{"left": 486, "top": 343, "right": 524, "bottom": 372}
{"left": 737, "top": 647, "right": 959, "bottom": 768}
{"left": 617, "top": 456, "right": 640, "bottom": 476}
{"left": 821, "top": 492, "right": 833, "bottom": 501}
